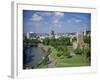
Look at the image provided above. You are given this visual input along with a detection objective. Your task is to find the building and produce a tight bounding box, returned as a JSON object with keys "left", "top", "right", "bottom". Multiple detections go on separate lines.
{"left": 26, "top": 32, "right": 38, "bottom": 39}
{"left": 51, "top": 30, "right": 55, "bottom": 38}
{"left": 26, "top": 32, "right": 30, "bottom": 39}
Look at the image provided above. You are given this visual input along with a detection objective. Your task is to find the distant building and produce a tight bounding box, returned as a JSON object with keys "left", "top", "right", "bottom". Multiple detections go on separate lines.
{"left": 26, "top": 32, "right": 38, "bottom": 39}
{"left": 29, "top": 32, "right": 37, "bottom": 39}
{"left": 51, "top": 30, "right": 55, "bottom": 38}
{"left": 26, "top": 32, "right": 30, "bottom": 39}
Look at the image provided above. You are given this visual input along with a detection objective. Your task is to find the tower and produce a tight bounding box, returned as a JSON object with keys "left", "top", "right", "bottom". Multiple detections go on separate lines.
{"left": 51, "top": 30, "right": 55, "bottom": 38}
{"left": 76, "top": 32, "right": 84, "bottom": 48}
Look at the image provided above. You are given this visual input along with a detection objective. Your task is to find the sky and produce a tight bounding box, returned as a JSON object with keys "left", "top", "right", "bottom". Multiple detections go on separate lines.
{"left": 23, "top": 10, "right": 91, "bottom": 33}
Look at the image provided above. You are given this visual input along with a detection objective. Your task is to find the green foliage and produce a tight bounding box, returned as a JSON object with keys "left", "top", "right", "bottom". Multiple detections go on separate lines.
{"left": 42, "top": 57, "right": 50, "bottom": 65}
{"left": 72, "top": 37, "right": 77, "bottom": 42}
{"left": 82, "top": 48, "right": 90, "bottom": 58}
{"left": 37, "top": 57, "right": 51, "bottom": 68}
{"left": 24, "top": 39, "right": 40, "bottom": 45}
{"left": 74, "top": 48, "right": 82, "bottom": 55}
{"left": 60, "top": 55, "right": 64, "bottom": 59}
{"left": 63, "top": 52, "right": 70, "bottom": 56}
{"left": 57, "top": 52, "right": 62, "bottom": 57}
{"left": 42, "top": 36, "right": 72, "bottom": 46}
{"left": 84, "top": 36, "right": 91, "bottom": 44}
{"left": 43, "top": 38, "right": 50, "bottom": 45}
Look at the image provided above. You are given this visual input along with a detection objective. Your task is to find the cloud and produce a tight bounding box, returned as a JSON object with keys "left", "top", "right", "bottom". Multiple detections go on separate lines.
{"left": 30, "top": 14, "right": 43, "bottom": 21}
{"left": 53, "top": 19, "right": 59, "bottom": 24}
{"left": 74, "top": 19, "right": 81, "bottom": 23}
{"left": 35, "top": 12, "right": 52, "bottom": 16}
{"left": 52, "top": 12, "right": 64, "bottom": 24}
{"left": 41, "top": 12, "right": 52, "bottom": 16}
{"left": 67, "top": 18, "right": 81, "bottom": 23}
{"left": 54, "top": 12, "right": 64, "bottom": 17}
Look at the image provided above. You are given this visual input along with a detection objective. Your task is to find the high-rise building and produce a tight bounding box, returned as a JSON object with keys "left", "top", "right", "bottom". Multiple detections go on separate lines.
{"left": 26, "top": 32, "right": 30, "bottom": 39}
{"left": 51, "top": 30, "right": 55, "bottom": 38}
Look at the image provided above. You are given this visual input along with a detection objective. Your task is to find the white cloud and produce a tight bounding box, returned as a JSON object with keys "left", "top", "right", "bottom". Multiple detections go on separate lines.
{"left": 67, "top": 18, "right": 81, "bottom": 23}
{"left": 54, "top": 12, "right": 64, "bottom": 17}
{"left": 41, "top": 12, "right": 52, "bottom": 16}
{"left": 52, "top": 12, "right": 64, "bottom": 24}
{"left": 35, "top": 12, "right": 52, "bottom": 16}
{"left": 53, "top": 19, "right": 59, "bottom": 24}
{"left": 31, "top": 14, "right": 43, "bottom": 21}
{"left": 74, "top": 19, "right": 81, "bottom": 23}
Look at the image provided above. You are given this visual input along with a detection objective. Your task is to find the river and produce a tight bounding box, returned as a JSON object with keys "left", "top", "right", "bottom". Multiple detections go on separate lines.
{"left": 23, "top": 46, "right": 46, "bottom": 69}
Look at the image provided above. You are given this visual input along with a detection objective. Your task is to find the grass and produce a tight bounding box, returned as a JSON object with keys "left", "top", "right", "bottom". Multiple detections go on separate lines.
{"left": 56, "top": 55, "right": 90, "bottom": 67}
{"left": 36, "top": 57, "right": 51, "bottom": 68}
{"left": 48, "top": 46, "right": 90, "bottom": 67}
{"left": 36, "top": 45, "right": 90, "bottom": 68}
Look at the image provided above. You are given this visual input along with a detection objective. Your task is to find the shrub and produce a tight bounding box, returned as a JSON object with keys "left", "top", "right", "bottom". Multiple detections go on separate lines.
{"left": 57, "top": 52, "right": 62, "bottom": 57}
{"left": 74, "top": 48, "right": 82, "bottom": 55}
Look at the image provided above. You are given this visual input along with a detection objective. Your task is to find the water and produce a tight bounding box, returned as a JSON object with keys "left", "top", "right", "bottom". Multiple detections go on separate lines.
{"left": 23, "top": 47, "right": 46, "bottom": 69}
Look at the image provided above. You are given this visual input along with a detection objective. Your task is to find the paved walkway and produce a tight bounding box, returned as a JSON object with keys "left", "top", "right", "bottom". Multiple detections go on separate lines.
{"left": 47, "top": 54, "right": 56, "bottom": 68}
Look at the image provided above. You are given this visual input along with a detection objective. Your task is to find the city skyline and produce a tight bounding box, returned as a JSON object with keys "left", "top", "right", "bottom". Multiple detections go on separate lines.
{"left": 23, "top": 10, "right": 91, "bottom": 33}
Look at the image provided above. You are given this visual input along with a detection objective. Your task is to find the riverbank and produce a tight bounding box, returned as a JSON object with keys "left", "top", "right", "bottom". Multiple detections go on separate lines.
{"left": 23, "top": 43, "right": 90, "bottom": 69}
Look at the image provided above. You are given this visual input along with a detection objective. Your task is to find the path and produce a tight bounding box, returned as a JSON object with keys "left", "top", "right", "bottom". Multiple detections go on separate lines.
{"left": 47, "top": 54, "right": 57, "bottom": 68}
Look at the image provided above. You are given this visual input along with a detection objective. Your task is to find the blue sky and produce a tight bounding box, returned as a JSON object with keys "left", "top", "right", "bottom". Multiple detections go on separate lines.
{"left": 23, "top": 10, "right": 91, "bottom": 33}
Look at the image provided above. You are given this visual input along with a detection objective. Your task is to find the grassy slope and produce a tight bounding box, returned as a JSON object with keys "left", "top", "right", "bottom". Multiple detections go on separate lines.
{"left": 49, "top": 46, "right": 90, "bottom": 67}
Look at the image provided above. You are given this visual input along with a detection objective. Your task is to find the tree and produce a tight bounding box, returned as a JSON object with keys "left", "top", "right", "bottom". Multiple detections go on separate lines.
{"left": 72, "top": 37, "right": 77, "bottom": 42}
{"left": 84, "top": 36, "right": 91, "bottom": 44}
{"left": 82, "top": 48, "right": 90, "bottom": 57}
{"left": 57, "top": 52, "right": 62, "bottom": 57}
{"left": 43, "top": 38, "right": 50, "bottom": 45}
{"left": 74, "top": 48, "right": 82, "bottom": 55}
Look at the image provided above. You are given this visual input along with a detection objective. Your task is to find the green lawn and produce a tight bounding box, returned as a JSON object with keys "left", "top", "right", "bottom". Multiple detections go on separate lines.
{"left": 37, "top": 45, "right": 90, "bottom": 68}
{"left": 49, "top": 46, "right": 90, "bottom": 67}
{"left": 56, "top": 55, "right": 90, "bottom": 67}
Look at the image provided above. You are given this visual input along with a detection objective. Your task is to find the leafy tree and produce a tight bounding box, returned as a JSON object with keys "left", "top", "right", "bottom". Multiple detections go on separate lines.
{"left": 57, "top": 52, "right": 62, "bottom": 57}
{"left": 84, "top": 36, "right": 91, "bottom": 44}
{"left": 43, "top": 38, "right": 50, "bottom": 45}
{"left": 74, "top": 48, "right": 82, "bottom": 55}
{"left": 72, "top": 37, "right": 77, "bottom": 42}
{"left": 82, "top": 48, "right": 90, "bottom": 57}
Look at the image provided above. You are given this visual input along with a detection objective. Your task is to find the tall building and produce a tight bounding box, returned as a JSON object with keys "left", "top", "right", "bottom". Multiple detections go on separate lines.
{"left": 26, "top": 32, "right": 30, "bottom": 39}
{"left": 50, "top": 30, "right": 55, "bottom": 38}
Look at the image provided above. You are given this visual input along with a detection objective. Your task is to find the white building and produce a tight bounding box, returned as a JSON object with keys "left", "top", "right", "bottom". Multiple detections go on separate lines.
{"left": 26, "top": 32, "right": 30, "bottom": 39}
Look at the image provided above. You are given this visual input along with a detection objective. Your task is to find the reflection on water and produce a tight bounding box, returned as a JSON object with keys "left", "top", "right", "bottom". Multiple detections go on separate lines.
{"left": 23, "top": 47, "right": 46, "bottom": 69}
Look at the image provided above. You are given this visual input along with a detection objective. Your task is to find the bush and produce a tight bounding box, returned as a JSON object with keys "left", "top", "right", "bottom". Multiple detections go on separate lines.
{"left": 57, "top": 52, "right": 62, "bottom": 57}
{"left": 82, "top": 48, "right": 90, "bottom": 57}
{"left": 84, "top": 36, "right": 91, "bottom": 44}
{"left": 74, "top": 48, "right": 82, "bottom": 55}
{"left": 67, "top": 55, "right": 72, "bottom": 58}
{"left": 60, "top": 55, "right": 64, "bottom": 59}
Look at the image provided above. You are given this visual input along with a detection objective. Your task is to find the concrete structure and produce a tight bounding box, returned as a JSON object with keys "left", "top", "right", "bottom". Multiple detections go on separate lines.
{"left": 76, "top": 32, "right": 84, "bottom": 49}
{"left": 26, "top": 32, "right": 30, "bottom": 39}
{"left": 73, "top": 41, "right": 78, "bottom": 49}
{"left": 26, "top": 32, "right": 38, "bottom": 39}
